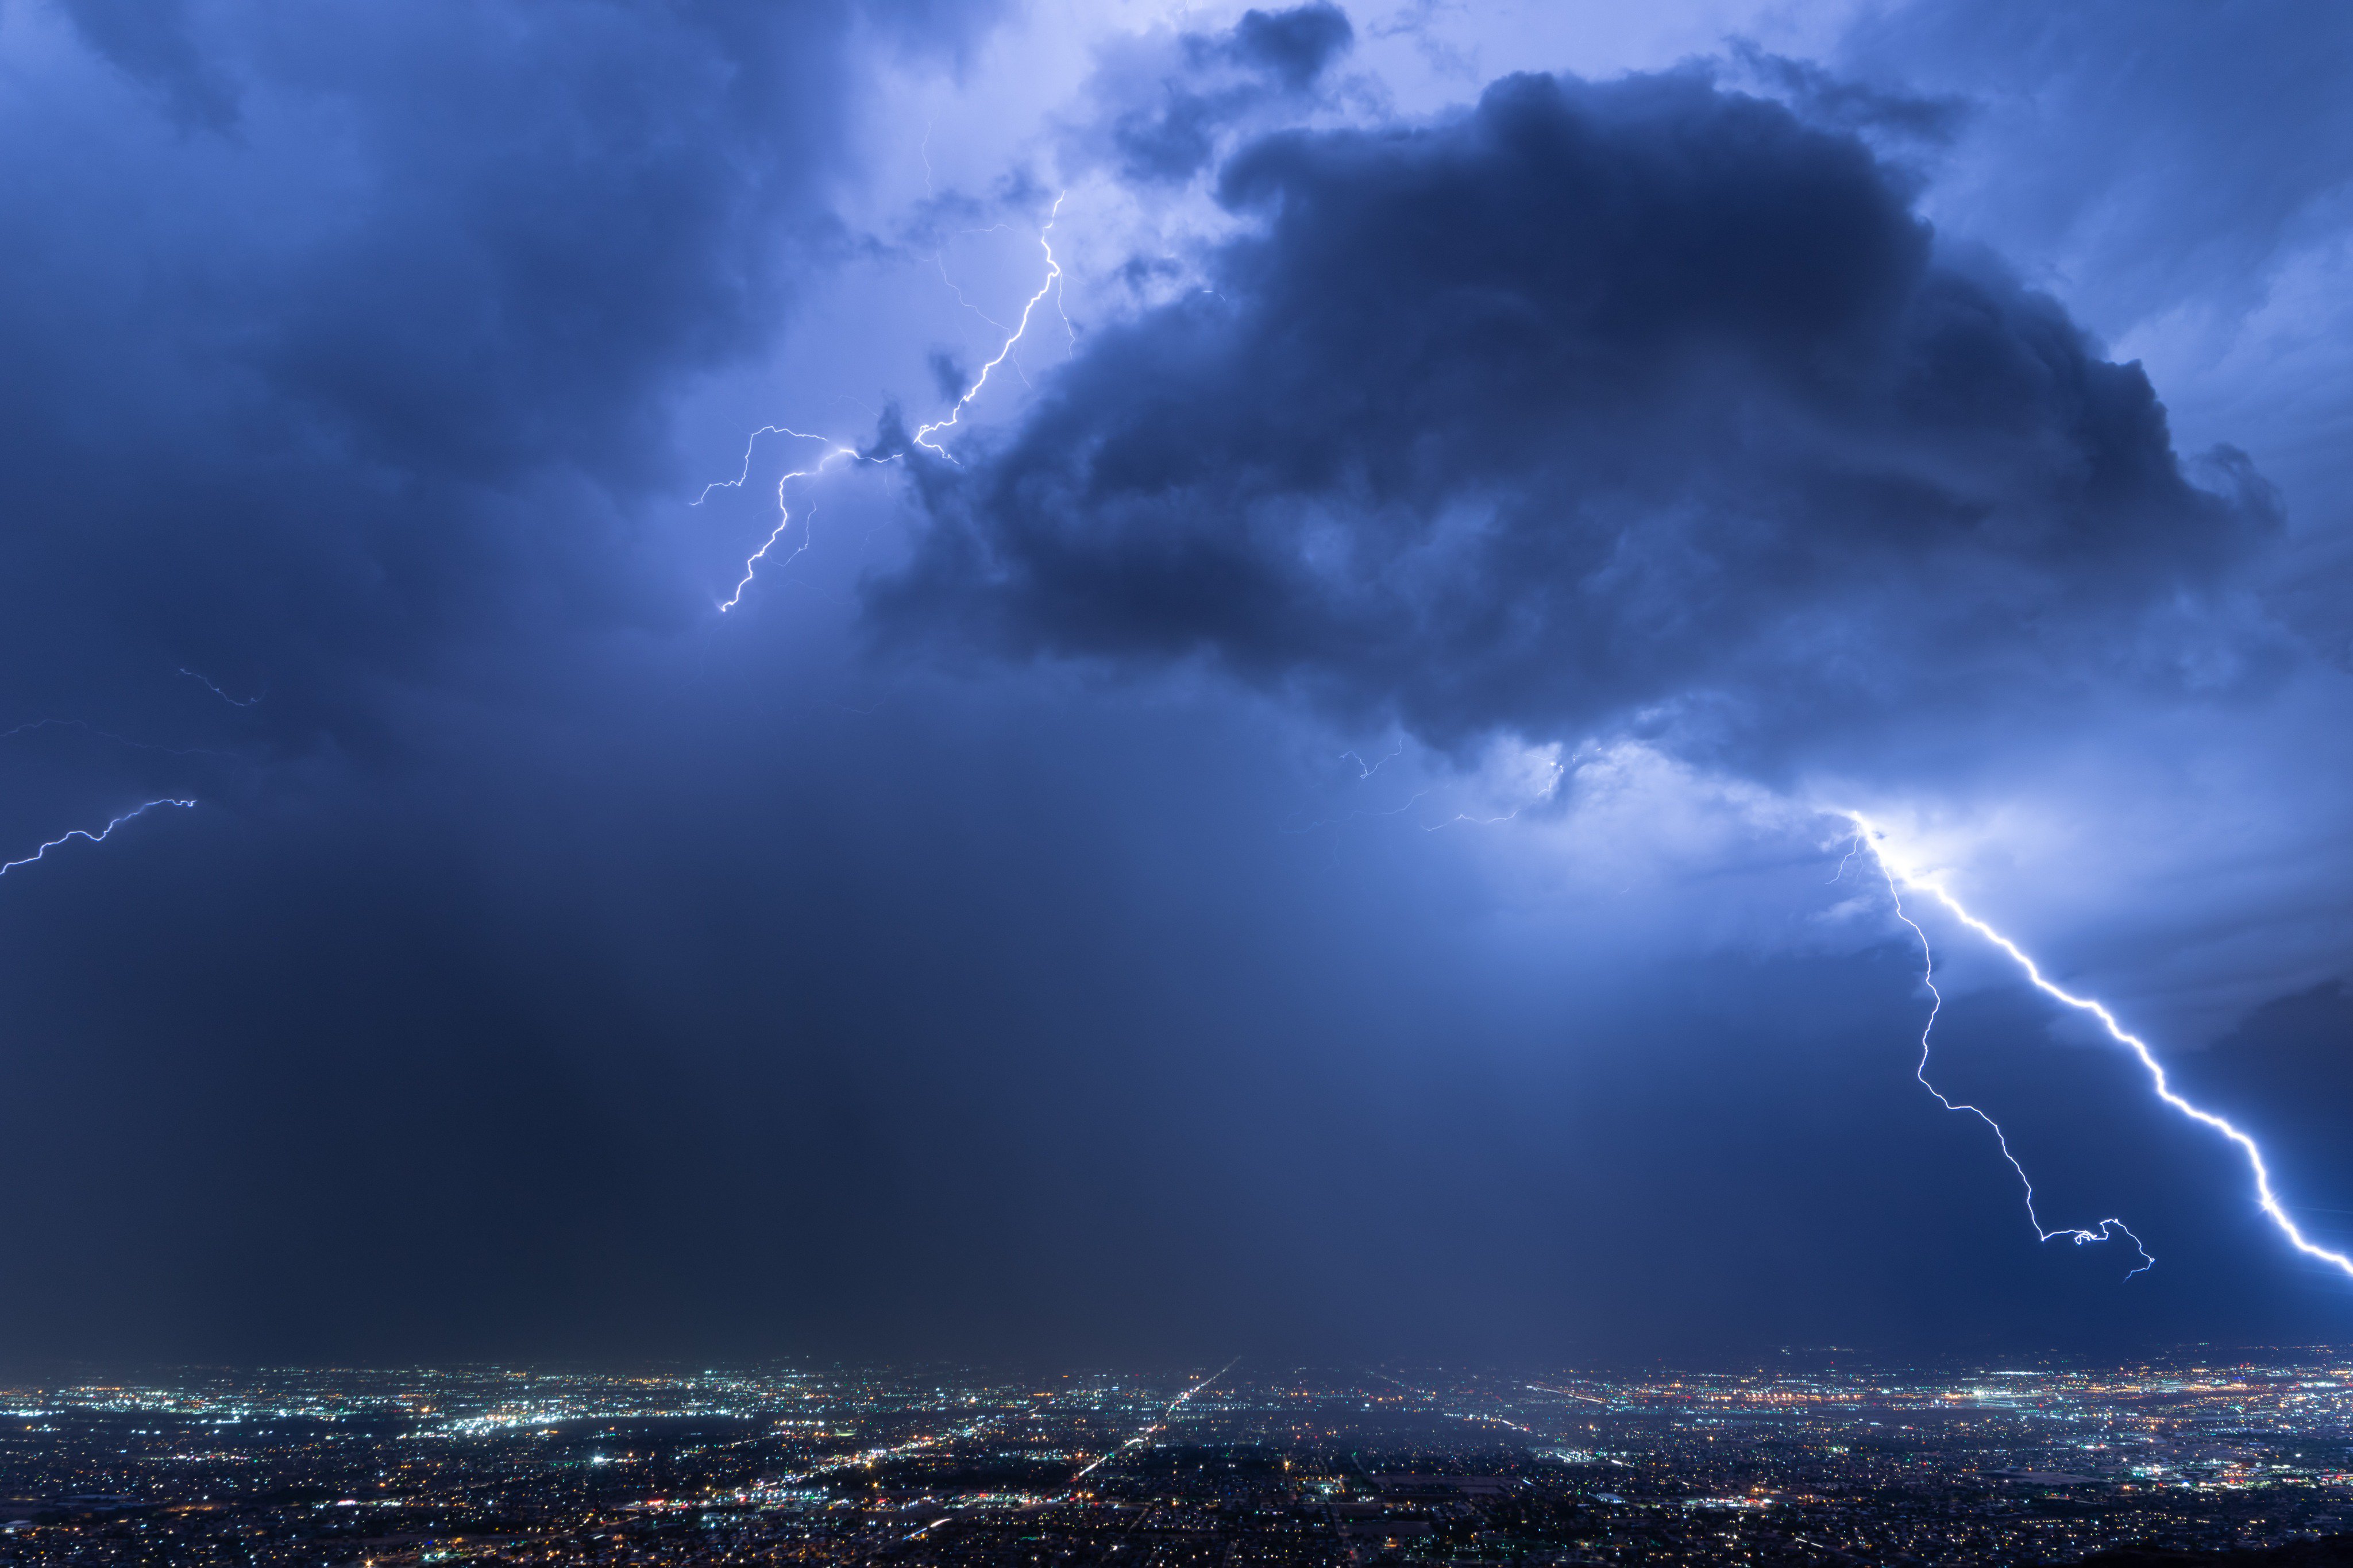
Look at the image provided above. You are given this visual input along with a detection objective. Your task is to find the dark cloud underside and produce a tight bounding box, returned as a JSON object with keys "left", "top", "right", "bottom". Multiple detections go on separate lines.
{"left": 1, "top": 0, "right": 993, "bottom": 763}
{"left": 882, "top": 68, "right": 2279, "bottom": 762}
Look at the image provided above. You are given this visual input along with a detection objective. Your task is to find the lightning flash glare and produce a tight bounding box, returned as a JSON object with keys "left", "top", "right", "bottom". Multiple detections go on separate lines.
{"left": 1851, "top": 813, "right": 2353, "bottom": 1283}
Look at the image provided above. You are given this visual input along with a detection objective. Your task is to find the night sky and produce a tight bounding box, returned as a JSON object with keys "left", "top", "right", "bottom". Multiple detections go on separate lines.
{"left": 3, "top": 0, "right": 2352, "bottom": 1367}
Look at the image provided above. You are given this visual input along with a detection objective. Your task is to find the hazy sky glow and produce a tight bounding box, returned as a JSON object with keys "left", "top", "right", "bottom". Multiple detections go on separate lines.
{"left": 3, "top": 0, "right": 2352, "bottom": 1366}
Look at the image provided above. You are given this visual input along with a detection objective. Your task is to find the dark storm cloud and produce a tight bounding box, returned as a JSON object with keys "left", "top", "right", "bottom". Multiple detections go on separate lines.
{"left": 1228, "top": 3, "right": 1354, "bottom": 90}
{"left": 1071, "top": 3, "right": 1353, "bottom": 187}
{"left": 61, "top": 0, "right": 240, "bottom": 132}
{"left": 882, "top": 67, "right": 2284, "bottom": 764}
{"left": 1834, "top": 0, "right": 2353, "bottom": 669}
{"left": 0, "top": 0, "right": 994, "bottom": 771}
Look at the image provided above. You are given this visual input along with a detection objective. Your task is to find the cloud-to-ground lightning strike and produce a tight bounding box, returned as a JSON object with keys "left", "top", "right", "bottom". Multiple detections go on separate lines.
{"left": 1860, "top": 823, "right": 2154, "bottom": 1279}
{"left": 1851, "top": 812, "right": 2353, "bottom": 1283}
{"left": 697, "top": 427, "right": 893, "bottom": 613}
{"left": 912, "top": 194, "right": 1066, "bottom": 462}
{"left": 1, "top": 798, "right": 196, "bottom": 878}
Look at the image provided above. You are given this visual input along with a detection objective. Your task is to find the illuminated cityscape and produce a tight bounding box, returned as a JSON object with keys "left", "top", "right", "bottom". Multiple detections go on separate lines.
{"left": 6, "top": 1356, "right": 2353, "bottom": 1567}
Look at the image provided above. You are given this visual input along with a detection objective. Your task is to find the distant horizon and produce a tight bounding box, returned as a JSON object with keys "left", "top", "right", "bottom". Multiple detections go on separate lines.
{"left": 8, "top": 1346, "right": 2353, "bottom": 1383}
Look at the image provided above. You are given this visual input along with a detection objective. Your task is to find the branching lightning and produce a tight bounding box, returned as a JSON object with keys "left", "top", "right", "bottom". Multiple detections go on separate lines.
{"left": 2, "top": 798, "right": 196, "bottom": 879}
{"left": 697, "top": 427, "right": 894, "bottom": 613}
{"left": 700, "top": 198, "right": 1068, "bottom": 611}
{"left": 1850, "top": 812, "right": 2353, "bottom": 1283}
{"left": 912, "top": 194, "right": 1066, "bottom": 462}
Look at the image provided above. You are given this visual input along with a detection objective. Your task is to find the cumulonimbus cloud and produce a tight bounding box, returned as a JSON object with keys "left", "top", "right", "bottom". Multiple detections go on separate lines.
{"left": 877, "top": 65, "right": 2288, "bottom": 769}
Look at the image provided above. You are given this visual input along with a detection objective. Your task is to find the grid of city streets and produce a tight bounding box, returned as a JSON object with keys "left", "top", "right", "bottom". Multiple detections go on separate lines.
{"left": 7, "top": 1356, "right": 2353, "bottom": 1568}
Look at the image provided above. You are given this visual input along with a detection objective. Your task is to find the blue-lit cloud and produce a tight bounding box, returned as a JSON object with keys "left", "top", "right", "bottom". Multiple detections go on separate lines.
{"left": 880, "top": 67, "right": 2293, "bottom": 781}
{"left": 3, "top": 0, "right": 2352, "bottom": 1365}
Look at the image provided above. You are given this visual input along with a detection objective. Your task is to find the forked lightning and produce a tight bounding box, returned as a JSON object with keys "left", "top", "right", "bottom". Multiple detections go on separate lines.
{"left": 706, "top": 196, "right": 1066, "bottom": 610}
{"left": 1851, "top": 812, "right": 2353, "bottom": 1283}
{"left": 912, "top": 194, "right": 1066, "bottom": 461}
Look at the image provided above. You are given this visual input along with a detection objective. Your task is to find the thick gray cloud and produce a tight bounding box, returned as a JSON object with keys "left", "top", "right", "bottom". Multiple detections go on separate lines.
{"left": 1831, "top": 2, "right": 2353, "bottom": 665}
{"left": 0, "top": 0, "right": 993, "bottom": 772}
{"left": 1071, "top": 2, "right": 1355, "bottom": 187}
{"left": 881, "top": 66, "right": 2285, "bottom": 767}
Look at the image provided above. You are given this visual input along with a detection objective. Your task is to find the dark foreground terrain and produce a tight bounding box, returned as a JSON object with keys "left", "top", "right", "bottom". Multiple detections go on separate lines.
{"left": 6, "top": 1357, "right": 2353, "bottom": 1567}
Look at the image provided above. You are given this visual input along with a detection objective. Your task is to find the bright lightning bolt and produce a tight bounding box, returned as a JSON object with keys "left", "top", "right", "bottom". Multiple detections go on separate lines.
{"left": 2, "top": 798, "right": 196, "bottom": 879}
{"left": 912, "top": 194, "right": 1066, "bottom": 462}
{"left": 700, "top": 198, "right": 1066, "bottom": 609}
{"left": 1851, "top": 812, "right": 2353, "bottom": 1283}
{"left": 697, "top": 426, "right": 891, "bottom": 613}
